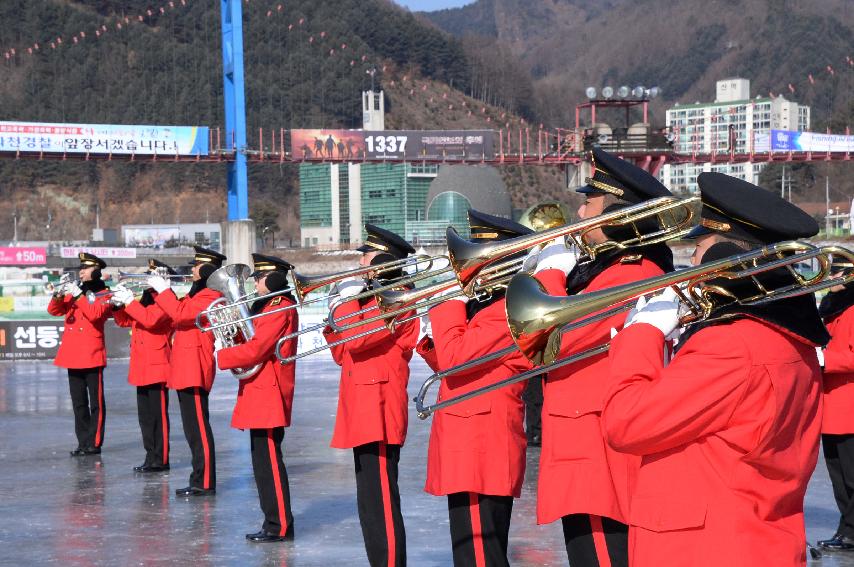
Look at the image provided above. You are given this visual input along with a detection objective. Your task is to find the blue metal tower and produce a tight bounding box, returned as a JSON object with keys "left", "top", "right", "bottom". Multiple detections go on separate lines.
{"left": 220, "top": 0, "right": 249, "bottom": 221}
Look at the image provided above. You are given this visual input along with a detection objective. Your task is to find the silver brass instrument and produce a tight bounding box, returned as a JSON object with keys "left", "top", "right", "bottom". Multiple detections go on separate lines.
{"left": 201, "top": 264, "right": 262, "bottom": 380}
{"left": 117, "top": 271, "right": 191, "bottom": 293}
{"left": 415, "top": 242, "right": 854, "bottom": 418}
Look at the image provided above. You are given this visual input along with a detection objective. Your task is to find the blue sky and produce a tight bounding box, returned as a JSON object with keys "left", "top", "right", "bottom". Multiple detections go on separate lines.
{"left": 395, "top": 0, "right": 474, "bottom": 11}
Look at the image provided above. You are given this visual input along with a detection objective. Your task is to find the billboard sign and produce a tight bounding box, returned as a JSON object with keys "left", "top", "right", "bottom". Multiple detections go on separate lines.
{"left": 769, "top": 130, "right": 854, "bottom": 153}
{"left": 60, "top": 246, "right": 137, "bottom": 259}
{"left": 0, "top": 320, "right": 130, "bottom": 361}
{"left": 290, "top": 129, "right": 497, "bottom": 161}
{"left": 0, "top": 121, "right": 209, "bottom": 156}
{"left": 123, "top": 226, "right": 182, "bottom": 248}
{"left": 0, "top": 247, "right": 47, "bottom": 266}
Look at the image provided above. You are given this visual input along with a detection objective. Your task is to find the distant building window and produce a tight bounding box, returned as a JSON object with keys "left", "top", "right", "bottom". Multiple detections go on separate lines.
{"left": 368, "top": 190, "right": 383, "bottom": 199}
{"left": 194, "top": 232, "right": 205, "bottom": 243}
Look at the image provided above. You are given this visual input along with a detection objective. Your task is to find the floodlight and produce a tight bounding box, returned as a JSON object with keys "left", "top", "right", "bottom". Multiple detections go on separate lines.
{"left": 602, "top": 86, "right": 614, "bottom": 99}
{"left": 632, "top": 86, "right": 645, "bottom": 98}
{"left": 648, "top": 86, "right": 661, "bottom": 99}
{"left": 585, "top": 87, "right": 597, "bottom": 99}
{"left": 617, "top": 86, "right": 630, "bottom": 98}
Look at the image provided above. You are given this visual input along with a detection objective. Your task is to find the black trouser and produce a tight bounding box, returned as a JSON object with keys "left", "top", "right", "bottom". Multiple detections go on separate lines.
{"left": 67, "top": 367, "right": 106, "bottom": 449}
{"left": 250, "top": 427, "right": 293, "bottom": 536}
{"left": 562, "top": 514, "right": 628, "bottom": 567}
{"left": 353, "top": 442, "right": 406, "bottom": 567}
{"left": 823, "top": 433, "right": 854, "bottom": 538}
{"left": 448, "top": 492, "right": 513, "bottom": 567}
{"left": 137, "top": 384, "right": 170, "bottom": 466}
{"left": 522, "top": 374, "right": 544, "bottom": 443}
{"left": 177, "top": 387, "right": 215, "bottom": 490}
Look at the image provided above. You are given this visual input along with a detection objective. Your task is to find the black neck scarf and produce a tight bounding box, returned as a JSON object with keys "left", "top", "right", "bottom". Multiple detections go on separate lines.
{"left": 566, "top": 242, "right": 675, "bottom": 295}
{"left": 80, "top": 278, "right": 107, "bottom": 295}
{"left": 819, "top": 282, "right": 854, "bottom": 321}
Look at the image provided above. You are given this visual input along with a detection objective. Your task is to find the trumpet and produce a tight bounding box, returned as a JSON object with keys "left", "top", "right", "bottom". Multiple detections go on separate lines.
{"left": 117, "top": 271, "right": 192, "bottom": 293}
{"left": 416, "top": 242, "right": 854, "bottom": 418}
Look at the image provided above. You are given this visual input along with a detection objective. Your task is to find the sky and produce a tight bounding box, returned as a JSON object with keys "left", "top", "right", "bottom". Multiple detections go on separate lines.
{"left": 394, "top": 0, "right": 474, "bottom": 11}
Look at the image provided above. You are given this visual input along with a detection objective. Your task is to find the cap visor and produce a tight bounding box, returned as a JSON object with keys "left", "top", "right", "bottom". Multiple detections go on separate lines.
{"left": 356, "top": 244, "right": 373, "bottom": 253}
{"left": 684, "top": 224, "right": 715, "bottom": 240}
{"left": 575, "top": 184, "right": 606, "bottom": 195}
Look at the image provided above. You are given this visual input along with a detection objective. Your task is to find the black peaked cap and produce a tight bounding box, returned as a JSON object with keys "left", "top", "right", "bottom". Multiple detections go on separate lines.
{"left": 685, "top": 172, "right": 818, "bottom": 244}
{"left": 188, "top": 245, "right": 226, "bottom": 267}
{"left": 148, "top": 258, "right": 177, "bottom": 275}
{"left": 77, "top": 252, "right": 107, "bottom": 269}
{"left": 356, "top": 224, "right": 416, "bottom": 259}
{"left": 577, "top": 147, "right": 672, "bottom": 204}
{"left": 468, "top": 209, "right": 533, "bottom": 242}
{"left": 251, "top": 253, "right": 294, "bottom": 277}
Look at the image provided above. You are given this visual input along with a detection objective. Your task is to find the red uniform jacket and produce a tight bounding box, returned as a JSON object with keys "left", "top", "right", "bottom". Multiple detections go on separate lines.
{"left": 218, "top": 296, "right": 299, "bottom": 430}
{"left": 423, "top": 298, "right": 531, "bottom": 497}
{"left": 323, "top": 296, "right": 419, "bottom": 449}
{"left": 48, "top": 290, "right": 111, "bottom": 369}
{"left": 112, "top": 294, "right": 172, "bottom": 386}
{"left": 154, "top": 288, "right": 220, "bottom": 392}
{"left": 822, "top": 305, "right": 854, "bottom": 434}
{"left": 534, "top": 259, "right": 664, "bottom": 525}
{"left": 602, "top": 320, "right": 821, "bottom": 567}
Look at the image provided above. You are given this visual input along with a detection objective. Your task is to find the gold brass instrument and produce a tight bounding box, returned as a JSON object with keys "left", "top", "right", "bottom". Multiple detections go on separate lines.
{"left": 196, "top": 254, "right": 441, "bottom": 334}
{"left": 507, "top": 241, "right": 849, "bottom": 366}
{"left": 448, "top": 195, "right": 698, "bottom": 295}
{"left": 415, "top": 242, "right": 854, "bottom": 419}
{"left": 200, "top": 264, "right": 262, "bottom": 380}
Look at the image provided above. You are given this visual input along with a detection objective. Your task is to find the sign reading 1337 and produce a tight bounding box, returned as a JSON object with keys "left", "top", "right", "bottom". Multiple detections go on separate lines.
{"left": 364, "top": 134, "right": 408, "bottom": 156}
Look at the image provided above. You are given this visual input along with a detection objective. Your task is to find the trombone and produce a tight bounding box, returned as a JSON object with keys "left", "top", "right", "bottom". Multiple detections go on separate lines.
{"left": 327, "top": 195, "right": 698, "bottom": 335}
{"left": 416, "top": 242, "right": 854, "bottom": 418}
{"left": 195, "top": 253, "right": 441, "bottom": 333}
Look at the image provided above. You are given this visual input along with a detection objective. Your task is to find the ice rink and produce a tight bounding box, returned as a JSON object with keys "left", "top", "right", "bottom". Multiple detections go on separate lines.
{"left": 0, "top": 356, "right": 849, "bottom": 566}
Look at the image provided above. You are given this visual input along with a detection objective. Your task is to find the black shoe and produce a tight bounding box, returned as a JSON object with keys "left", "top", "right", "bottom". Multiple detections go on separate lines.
{"left": 70, "top": 447, "right": 86, "bottom": 457}
{"left": 246, "top": 526, "right": 294, "bottom": 543}
{"left": 82, "top": 447, "right": 101, "bottom": 455}
{"left": 133, "top": 462, "right": 150, "bottom": 472}
{"left": 175, "top": 486, "right": 216, "bottom": 497}
{"left": 139, "top": 464, "right": 170, "bottom": 473}
{"left": 819, "top": 534, "right": 854, "bottom": 551}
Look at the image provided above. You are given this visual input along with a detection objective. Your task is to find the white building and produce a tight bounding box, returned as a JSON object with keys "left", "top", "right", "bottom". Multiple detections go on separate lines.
{"left": 121, "top": 223, "right": 221, "bottom": 250}
{"left": 661, "top": 78, "right": 810, "bottom": 194}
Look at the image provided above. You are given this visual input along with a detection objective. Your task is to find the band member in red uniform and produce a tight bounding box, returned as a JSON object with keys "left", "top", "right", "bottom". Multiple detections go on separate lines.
{"left": 48, "top": 252, "right": 112, "bottom": 456}
{"left": 602, "top": 173, "right": 826, "bottom": 567}
{"left": 526, "top": 148, "right": 676, "bottom": 567}
{"left": 110, "top": 259, "right": 175, "bottom": 472}
{"left": 323, "top": 225, "right": 419, "bottom": 567}
{"left": 419, "top": 210, "right": 533, "bottom": 567}
{"left": 148, "top": 246, "right": 225, "bottom": 497}
{"left": 815, "top": 255, "right": 854, "bottom": 552}
{"left": 217, "top": 253, "right": 299, "bottom": 543}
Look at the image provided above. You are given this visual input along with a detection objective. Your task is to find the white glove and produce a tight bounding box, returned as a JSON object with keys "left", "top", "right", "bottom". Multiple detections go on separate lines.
{"left": 625, "top": 287, "right": 682, "bottom": 337}
{"left": 147, "top": 275, "right": 170, "bottom": 294}
{"left": 534, "top": 240, "right": 578, "bottom": 275}
{"left": 816, "top": 347, "right": 825, "bottom": 368}
{"left": 110, "top": 284, "right": 135, "bottom": 307}
{"left": 337, "top": 277, "right": 366, "bottom": 299}
{"left": 66, "top": 281, "right": 83, "bottom": 298}
{"left": 214, "top": 338, "right": 224, "bottom": 352}
{"left": 421, "top": 317, "right": 433, "bottom": 339}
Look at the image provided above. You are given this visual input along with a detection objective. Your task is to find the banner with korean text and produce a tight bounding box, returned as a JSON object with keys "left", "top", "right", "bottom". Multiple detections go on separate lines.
{"left": 0, "top": 247, "right": 47, "bottom": 266}
{"left": 290, "top": 129, "right": 497, "bottom": 161}
{"left": 60, "top": 246, "right": 137, "bottom": 259}
{"left": 0, "top": 122, "right": 209, "bottom": 156}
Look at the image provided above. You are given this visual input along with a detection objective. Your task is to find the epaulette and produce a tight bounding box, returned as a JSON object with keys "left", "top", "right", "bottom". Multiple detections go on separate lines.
{"left": 619, "top": 254, "right": 643, "bottom": 264}
{"left": 270, "top": 296, "right": 283, "bottom": 306}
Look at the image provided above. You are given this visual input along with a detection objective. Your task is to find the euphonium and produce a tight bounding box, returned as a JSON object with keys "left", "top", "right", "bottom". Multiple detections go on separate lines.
{"left": 203, "top": 264, "right": 262, "bottom": 380}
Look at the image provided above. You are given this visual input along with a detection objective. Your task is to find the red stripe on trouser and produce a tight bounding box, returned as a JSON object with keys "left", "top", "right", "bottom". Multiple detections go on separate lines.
{"left": 193, "top": 388, "right": 211, "bottom": 489}
{"left": 161, "top": 388, "right": 169, "bottom": 464}
{"left": 590, "top": 515, "right": 612, "bottom": 567}
{"left": 468, "top": 493, "right": 486, "bottom": 567}
{"left": 94, "top": 368, "right": 104, "bottom": 447}
{"left": 267, "top": 429, "right": 288, "bottom": 536}
{"left": 378, "top": 443, "right": 396, "bottom": 567}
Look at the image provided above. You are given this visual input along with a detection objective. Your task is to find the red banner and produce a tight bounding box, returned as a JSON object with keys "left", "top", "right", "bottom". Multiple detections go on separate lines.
{"left": 0, "top": 247, "right": 47, "bottom": 266}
